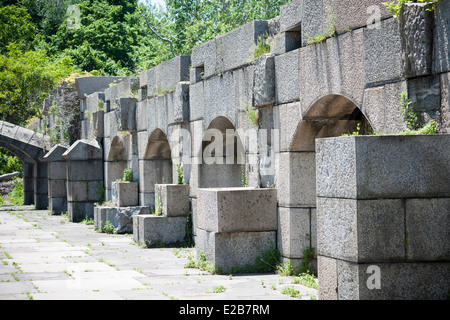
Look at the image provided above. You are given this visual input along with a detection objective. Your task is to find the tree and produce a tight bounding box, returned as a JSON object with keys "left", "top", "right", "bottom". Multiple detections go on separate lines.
{"left": 0, "top": 43, "right": 76, "bottom": 125}
{"left": 0, "top": 5, "right": 37, "bottom": 54}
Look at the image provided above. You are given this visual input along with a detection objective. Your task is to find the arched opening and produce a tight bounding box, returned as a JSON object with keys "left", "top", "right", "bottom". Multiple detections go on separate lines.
{"left": 105, "top": 135, "right": 128, "bottom": 202}
{"left": 198, "top": 116, "right": 245, "bottom": 189}
{"left": 277, "top": 94, "right": 373, "bottom": 272}
{"left": 291, "top": 94, "right": 372, "bottom": 152}
{"left": 139, "top": 129, "right": 173, "bottom": 207}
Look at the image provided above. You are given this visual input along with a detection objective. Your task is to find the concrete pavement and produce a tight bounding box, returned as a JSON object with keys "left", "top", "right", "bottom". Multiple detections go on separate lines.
{"left": 0, "top": 205, "right": 318, "bottom": 301}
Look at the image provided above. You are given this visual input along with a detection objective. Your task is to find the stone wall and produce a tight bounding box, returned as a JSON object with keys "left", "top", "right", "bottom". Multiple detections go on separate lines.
{"left": 36, "top": 0, "right": 450, "bottom": 299}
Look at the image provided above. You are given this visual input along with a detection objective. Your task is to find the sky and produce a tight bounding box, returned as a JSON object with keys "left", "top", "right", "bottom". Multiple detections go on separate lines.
{"left": 139, "top": 0, "right": 166, "bottom": 9}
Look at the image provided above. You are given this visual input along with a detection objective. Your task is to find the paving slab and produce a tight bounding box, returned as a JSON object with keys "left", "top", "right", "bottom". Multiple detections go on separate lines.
{"left": 0, "top": 205, "right": 318, "bottom": 302}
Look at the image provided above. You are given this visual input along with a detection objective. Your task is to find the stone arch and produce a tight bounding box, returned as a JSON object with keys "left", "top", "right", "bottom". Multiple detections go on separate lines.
{"left": 277, "top": 94, "right": 373, "bottom": 271}
{"left": 105, "top": 135, "right": 128, "bottom": 202}
{"left": 292, "top": 94, "right": 373, "bottom": 152}
{"left": 197, "top": 116, "right": 245, "bottom": 189}
{"left": 0, "top": 121, "right": 52, "bottom": 209}
{"left": 139, "top": 128, "right": 173, "bottom": 207}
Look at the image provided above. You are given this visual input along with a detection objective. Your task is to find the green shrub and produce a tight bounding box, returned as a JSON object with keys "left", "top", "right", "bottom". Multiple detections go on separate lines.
{"left": 7, "top": 179, "right": 24, "bottom": 205}
{"left": 123, "top": 168, "right": 133, "bottom": 182}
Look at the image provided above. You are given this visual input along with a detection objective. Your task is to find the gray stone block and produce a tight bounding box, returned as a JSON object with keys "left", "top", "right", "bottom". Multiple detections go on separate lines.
{"left": 277, "top": 152, "right": 316, "bottom": 208}
{"left": 329, "top": 0, "right": 391, "bottom": 34}
{"left": 332, "top": 259, "right": 450, "bottom": 300}
{"left": 317, "top": 197, "right": 406, "bottom": 263}
{"left": 280, "top": 0, "right": 302, "bottom": 32}
{"left": 49, "top": 197, "right": 67, "bottom": 215}
{"left": 133, "top": 214, "right": 187, "bottom": 245}
{"left": 48, "top": 179, "right": 66, "bottom": 198}
{"left": 68, "top": 201, "right": 95, "bottom": 223}
{"left": 364, "top": 18, "right": 403, "bottom": 86}
{"left": 362, "top": 81, "right": 408, "bottom": 134}
{"left": 277, "top": 207, "right": 313, "bottom": 259}
{"left": 145, "top": 55, "right": 191, "bottom": 97}
{"left": 155, "top": 184, "right": 190, "bottom": 217}
{"left": 94, "top": 206, "right": 149, "bottom": 234}
{"left": 67, "top": 180, "right": 104, "bottom": 202}
{"left": 299, "top": 29, "right": 365, "bottom": 114}
{"left": 63, "top": 139, "right": 103, "bottom": 161}
{"left": 188, "top": 82, "right": 204, "bottom": 122}
{"left": 400, "top": 2, "right": 434, "bottom": 77}
{"left": 253, "top": 54, "right": 276, "bottom": 107}
{"left": 433, "top": 0, "right": 450, "bottom": 73}
{"left": 67, "top": 160, "right": 104, "bottom": 181}
{"left": 197, "top": 187, "right": 277, "bottom": 233}
{"left": 114, "top": 98, "right": 136, "bottom": 131}
{"left": 273, "top": 31, "right": 302, "bottom": 55}
{"left": 112, "top": 182, "right": 139, "bottom": 207}
{"left": 75, "top": 76, "right": 124, "bottom": 99}
{"left": 92, "top": 110, "right": 104, "bottom": 139}
{"left": 441, "top": 72, "right": 450, "bottom": 133}
{"left": 405, "top": 198, "right": 450, "bottom": 262}
{"left": 139, "top": 159, "right": 173, "bottom": 193}
{"left": 275, "top": 49, "right": 299, "bottom": 104}
{"left": 315, "top": 135, "right": 450, "bottom": 199}
{"left": 301, "top": 0, "right": 323, "bottom": 46}
{"left": 105, "top": 78, "right": 139, "bottom": 109}
{"left": 170, "top": 82, "right": 190, "bottom": 124}
{"left": 317, "top": 256, "right": 338, "bottom": 300}
{"left": 407, "top": 75, "right": 441, "bottom": 112}
{"left": 191, "top": 40, "right": 217, "bottom": 79}
{"left": 192, "top": 20, "right": 268, "bottom": 77}
{"left": 195, "top": 228, "right": 277, "bottom": 273}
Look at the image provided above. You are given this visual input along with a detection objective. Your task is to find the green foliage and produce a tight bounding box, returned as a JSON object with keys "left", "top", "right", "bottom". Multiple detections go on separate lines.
{"left": 253, "top": 35, "right": 272, "bottom": 60}
{"left": 0, "top": 148, "right": 23, "bottom": 176}
{"left": 398, "top": 91, "right": 421, "bottom": 131}
{"left": 175, "top": 162, "right": 183, "bottom": 185}
{"left": 228, "top": 242, "right": 281, "bottom": 274}
{"left": 402, "top": 120, "right": 439, "bottom": 135}
{"left": 383, "top": 0, "right": 438, "bottom": 18}
{"left": 123, "top": 168, "right": 133, "bottom": 182}
{"left": 0, "top": 5, "right": 37, "bottom": 54}
{"left": 0, "top": 43, "right": 76, "bottom": 125}
{"left": 7, "top": 179, "right": 24, "bottom": 205}
{"left": 100, "top": 220, "right": 116, "bottom": 234}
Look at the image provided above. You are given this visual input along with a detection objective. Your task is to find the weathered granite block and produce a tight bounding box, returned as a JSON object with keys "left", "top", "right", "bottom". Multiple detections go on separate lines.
{"left": 196, "top": 228, "right": 277, "bottom": 273}
{"left": 114, "top": 97, "right": 136, "bottom": 131}
{"left": 155, "top": 184, "right": 190, "bottom": 217}
{"left": 92, "top": 110, "right": 104, "bottom": 139}
{"left": 139, "top": 160, "right": 173, "bottom": 193}
{"left": 67, "top": 201, "right": 95, "bottom": 223}
{"left": 405, "top": 198, "right": 450, "bottom": 262}
{"left": 275, "top": 49, "right": 299, "bottom": 104}
{"left": 144, "top": 55, "right": 191, "bottom": 97}
{"left": 317, "top": 197, "right": 406, "bottom": 263}
{"left": 277, "top": 207, "right": 313, "bottom": 259}
{"left": 94, "top": 206, "right": 149, "bottom": 234}
{"left": 364, "top": 18, "right": 403, "bottom": 86}
{"left": 277, "top": 152, "right": 316, "bottom": 208}
{"left": 197, "top": 187, "right": 277, "bottom": 233}
{"left": 433, "top": 0, "right": 450, "bottom": 74}
{"left": 280, "top": 0, "right": 302, "bottom": 32}
{"left": 319, "top": 258, "right": 450, "bottom": 300}
{"left": 273, "top": 31, "right": 302, "bottom": 55}
{"left": 112, "top": 181, "right": 139, "bottom": 207}
{"left": 316, "top": 135, "right": 450, "bottom": 199}
{"left": 400, "top": 2, "right": 434, "bottom": 77}
{"left": 170, "top": 82, "right": 190, "bottom": 124}
{"left": 253, "top": 54, "right": 276, "bottom": 107}
{"left": 133, "top": 214, "right": 187, "bottom": 245}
